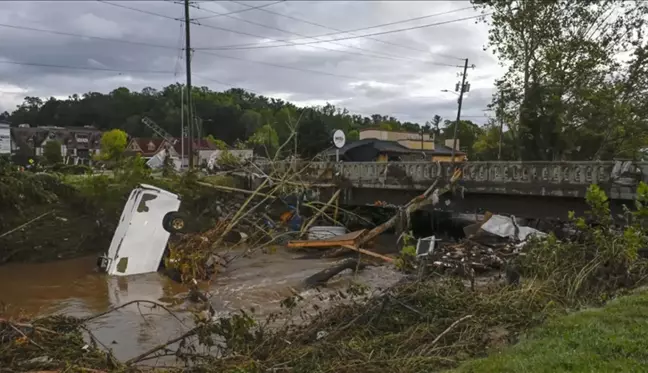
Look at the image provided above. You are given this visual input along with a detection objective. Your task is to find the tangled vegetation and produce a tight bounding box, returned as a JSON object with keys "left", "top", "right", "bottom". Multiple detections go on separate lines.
{"left": 3, "top": 180, "right": 648, "bottom": 372}
{"left": 0, "top": 156, "right": 244, "bottom": 264}
{"left": 0, "top": 158, "right": 110, "bottom": 263}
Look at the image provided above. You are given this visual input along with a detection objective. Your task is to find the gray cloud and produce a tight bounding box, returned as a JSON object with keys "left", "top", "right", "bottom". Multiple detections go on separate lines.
{"left": 0, "top": 0, "right": 502, "bottom": 125}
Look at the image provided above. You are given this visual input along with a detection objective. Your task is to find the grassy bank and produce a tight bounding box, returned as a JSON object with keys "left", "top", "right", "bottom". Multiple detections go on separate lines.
{"left": 454, "top": 289, "right": 648, "bottom": 373}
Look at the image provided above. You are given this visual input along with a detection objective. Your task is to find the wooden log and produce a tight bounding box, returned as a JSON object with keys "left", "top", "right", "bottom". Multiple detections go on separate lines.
{"left": 357, "top": 169, "right": 463, "bottom": 247}
{"left": 342, "top": 245, "right": 394, "bottom": 263}
{"left": 303, "top": 258, "right": 367, "bottom": 287}
{"left": 287, "top": 230, "right": 366, "bottom": 249}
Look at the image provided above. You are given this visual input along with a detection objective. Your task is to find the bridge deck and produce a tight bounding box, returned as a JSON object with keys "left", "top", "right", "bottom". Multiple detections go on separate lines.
{"left": 260, "top": 161, "right": 645, "bottom": 201}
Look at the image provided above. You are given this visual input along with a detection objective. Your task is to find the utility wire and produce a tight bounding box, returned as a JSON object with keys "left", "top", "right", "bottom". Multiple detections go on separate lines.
{"left": 0, "top": 23, "right": 177, "bottom": 51}
{"left": 193, "top": 73, "right": 439, "bottom": 122}
{"left": 191, "top": 3, "right": 458, "bottom": 66}
{"left": 193, "top": 0, "right": 286, "bottom": 20}
{"left": 196, "top": 49, "right": 448, "bottom": 90}
{"left": 38, "top": 1, "right": 473, "bottom": 83}
{"left": 0, "top": 60, "right": 174, "bottom": 74}
{"left": 94, "top": 0, "right": 472, "bottom": 69}
{"left": 228, "top": 0, "right": 472, "bottom": 59}
{"left": 98, "top": 0, "right": 180, "bottom": 21}
{"left": 98, "top": 0, "right": 471, "bottom": 66}
{"left": 196, "top": 50, "right": 362, "bottom": 80}
{"left": 99, "top": 0, "right": 282, "bottom": 22}
{"left": 197, "top": 13, "right": 488, "bottom": 51}
{"left": 173, "top": 20, "right": 186, "bottom": 77}
{"left": 0, "top": 19, "right": 442, "bottom": 83}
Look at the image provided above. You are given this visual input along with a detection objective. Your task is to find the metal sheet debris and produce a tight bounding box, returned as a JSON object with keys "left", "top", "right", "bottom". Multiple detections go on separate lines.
{"left": 479, "top": 215, "right": 547, "bottom": 241}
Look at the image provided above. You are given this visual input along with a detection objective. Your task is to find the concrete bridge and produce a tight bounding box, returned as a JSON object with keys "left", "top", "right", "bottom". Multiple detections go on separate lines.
{"left": 259, "top": 161, "right": 647, "bottom": 219}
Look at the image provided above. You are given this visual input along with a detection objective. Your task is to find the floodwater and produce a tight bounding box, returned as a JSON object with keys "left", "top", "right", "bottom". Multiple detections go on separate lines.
{"left": 0, "top": 244, "right": 403, "bottom": 362}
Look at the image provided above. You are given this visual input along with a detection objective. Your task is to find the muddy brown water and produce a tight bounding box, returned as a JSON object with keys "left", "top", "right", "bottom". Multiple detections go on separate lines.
{"left": 0, "top": 244, "right": 403, "bottom": 362}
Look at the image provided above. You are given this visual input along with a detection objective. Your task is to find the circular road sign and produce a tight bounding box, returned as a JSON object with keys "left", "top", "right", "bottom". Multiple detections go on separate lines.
{"left": 333, "top": 130, "right": 346, "bottom": 149}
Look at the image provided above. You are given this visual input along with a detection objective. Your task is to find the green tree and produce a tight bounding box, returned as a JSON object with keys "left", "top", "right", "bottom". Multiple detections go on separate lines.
{"left": 347, "top": 129, "right": 360, "bottom": 141}
{"left": 248, "top": 124, "right": 279, "bottom": 158}
{"left": 477, "top": 0, "right": 648, "bottom": 160}
{"left": 7, "top": 85, "right": 441, "bottom": 159}
{"left": 99, "top": 129, "right": 128, "bottom": 161}
{"left": 431, "top": 115, "right": 442, "bottom": 138}
{"left": 43, "top": 140, "right": 63, "bottom": 164}
{"left": 240, "top": 109, "right": 263, "bottom": 138}
{"left": 440, "top": 120, "right": 483, "bottom": 158}
{"left": 205, "top": 135, "right": 228, "bottom": 150}
{"left": 473, "top": 122, "right": 516, "bottom": 161}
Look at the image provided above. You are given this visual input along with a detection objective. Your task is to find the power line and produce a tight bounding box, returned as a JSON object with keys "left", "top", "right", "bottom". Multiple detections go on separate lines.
{"left": 93, "top": 0, "right": 470, "bottom": 69}
{"left": 193, "top": 74, "right": 488, "bottom": 120}
{"left": 0, "top": 23, "right": 177, "bottom": 51}
{"left": 227, "top": 1, "right": 472, "bottom": 59}
{"left": 196, "top": 50, "right": 363, "bottom": 80}
{"left": 193, "top": 0, "right": 286, "bottom": 20}
{"left": 173, "top": 17, "right": 186, "bottom": 77}
{"left": 192, "top": 74, "right": 431, "bottom": 123}
{"left": 97, "top": 0, "right": 473, "bottom": 66}
{"left": 99, "top": 0, "right": 283, "bottom": 23}
{"left": 98, "top": 0, "right": 180, "bottom": 21}
{"left": 190, "top": 3, "right": 458, "bottom": 66}
{"left": 197, "top": 13, "right": 488, "bottom": 51}
{"left": 0, "top": 18, "right": 448, "bottom": 82}
{"left": 0, "top": 60, "right": 174, "bottom": 74}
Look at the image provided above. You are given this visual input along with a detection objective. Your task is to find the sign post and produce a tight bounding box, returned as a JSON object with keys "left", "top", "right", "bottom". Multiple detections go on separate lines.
{"left": 333, "top": 130, "right": 346, "bottom": 162}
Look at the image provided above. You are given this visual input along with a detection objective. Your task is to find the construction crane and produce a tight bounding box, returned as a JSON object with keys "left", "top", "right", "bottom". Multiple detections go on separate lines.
{"left": 141, "top": 116, "right": 178, "bottom": 145}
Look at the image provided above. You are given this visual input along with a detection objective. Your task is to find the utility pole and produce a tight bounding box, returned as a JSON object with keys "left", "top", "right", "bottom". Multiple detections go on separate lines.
{"left": 498, "top": 90, "right": 504, "bottom": 160}
{"left": 184, "top": 0, "right": 194, "bottom": 168}
{"left": 451, "top": 58, "right": 470, "bottom": 164}
{"left": 420, "top": 128, "right": 424, "bottom": 150}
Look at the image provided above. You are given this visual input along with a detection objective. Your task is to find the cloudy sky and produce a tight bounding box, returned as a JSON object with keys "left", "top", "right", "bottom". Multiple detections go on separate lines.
{"left": 0, "top": 0, "right": 503, "bottom": 125}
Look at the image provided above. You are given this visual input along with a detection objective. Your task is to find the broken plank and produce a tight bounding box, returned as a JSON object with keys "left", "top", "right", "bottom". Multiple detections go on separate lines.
{"left": 287, "top": 229, "right": 366, "bottom": 249}
{"left": 342, "top": 245, "right": 394, "bottom": 263}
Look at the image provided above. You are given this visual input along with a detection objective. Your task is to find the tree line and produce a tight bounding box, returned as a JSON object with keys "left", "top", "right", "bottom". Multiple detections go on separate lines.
{"left": 2, "top": 0, "right": 647, "bottom": 161}
{"left": 0, "top": 85, "right": 486, "bottom": 159}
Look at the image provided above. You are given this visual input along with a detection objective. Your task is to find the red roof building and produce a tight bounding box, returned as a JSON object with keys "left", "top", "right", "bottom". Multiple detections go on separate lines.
{"left": 125, "top": 137, "right": 216, "bottom": 158}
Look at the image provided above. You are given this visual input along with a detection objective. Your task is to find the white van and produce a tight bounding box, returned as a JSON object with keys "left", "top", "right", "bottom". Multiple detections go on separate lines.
{"left": 97, "top": 184, "right": 186, "bottom": 276}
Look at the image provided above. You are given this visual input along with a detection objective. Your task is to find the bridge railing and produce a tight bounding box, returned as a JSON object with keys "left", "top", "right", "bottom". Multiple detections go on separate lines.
{"left": 255, "top": 161, "right": 647, "bottom": 198}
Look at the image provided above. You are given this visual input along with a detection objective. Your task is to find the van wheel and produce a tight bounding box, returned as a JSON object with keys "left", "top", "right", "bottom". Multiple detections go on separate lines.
{"left": 163, "top": 212, "right": 189, "bottom": 234}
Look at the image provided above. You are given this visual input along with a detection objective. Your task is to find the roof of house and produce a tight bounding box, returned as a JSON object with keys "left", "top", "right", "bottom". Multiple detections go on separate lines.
{"left": 126, "top": 138, "right": 167, "bottom": 156}
{"left": 358, "top": 127, "right": 425, "bottom": 135}
{"left": 11, "top": 126, "right": 102, "bottom": 151}
{"left": 324, "top": 138, "right": 465, "bottom": 157}
{"left": 325, "top": 138, "right": 414, "bottom": 156}
{"left": 174, "top": 137, "right": 215, "bottom": 153}
{"left": 126, "top": 137, "right": 216, "bottom": 157}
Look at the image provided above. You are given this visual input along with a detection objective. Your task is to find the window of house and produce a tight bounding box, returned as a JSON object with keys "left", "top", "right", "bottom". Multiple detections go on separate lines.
{"left": 147, "top": 142, "right": 155, "bottom": 151}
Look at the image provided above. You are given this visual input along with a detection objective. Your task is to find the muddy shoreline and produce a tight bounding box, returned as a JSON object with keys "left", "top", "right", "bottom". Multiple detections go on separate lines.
{"left": 0, "top": 165, "right": 261, "bottom": 265}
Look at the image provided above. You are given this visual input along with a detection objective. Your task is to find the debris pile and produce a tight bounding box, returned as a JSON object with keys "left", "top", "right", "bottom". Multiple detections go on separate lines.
{"left": 0, "top": 316, "right": 115, "bottom": 372}
{"left": 5, "top": 176, "right": 648, "bottom": 372}
{"left": 425, "top": 214, "right": 548, "bottom": 275}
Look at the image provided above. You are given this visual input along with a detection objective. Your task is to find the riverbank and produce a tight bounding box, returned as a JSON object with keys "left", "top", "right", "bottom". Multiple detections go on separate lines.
{"left": 3, "top": 169, "right": 648, "bottom": 372}
{"left": 0, "top": 158, "right": 249, "bottom": 264}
